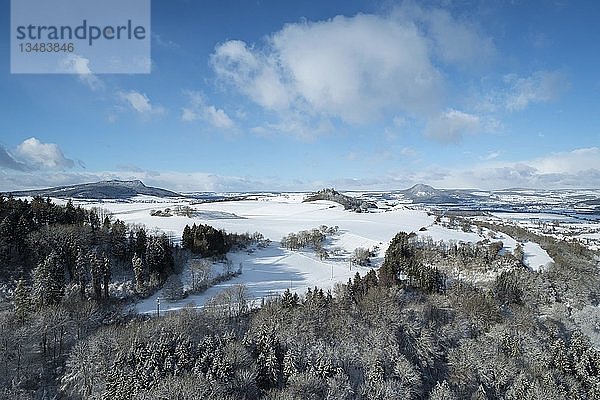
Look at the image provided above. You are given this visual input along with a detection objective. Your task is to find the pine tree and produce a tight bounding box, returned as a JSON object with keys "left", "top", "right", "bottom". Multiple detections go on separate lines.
{"left": 135, "top": 228, "right": 147, "bottom": 261}
{"left": 89, "top": 209, "right": 100, "bottom": 231}
{"left": 145, "top": 234, "right": 174, "bottom": 280}
{"left": 132, "top": 254, "right": 144, "bottom": 292}
{"left": 255, "top": 327, "right": 282, "bottom": 390}
{"left": 32, "top": 251, "right": 65, "bottom": 306}
{"left": 146, "top": 236, "right": 164, "bottom": 277}
{"left": 75, "top": 249, "right": 88, "bottom": 300}
{"left": 281, "top": 289, "right": 298, "bottom": 308}
{"left": 102, "top": 254, "right": 111, "bottom": 300}
{"left": 182, "top": 225, "right": 192, "bottom": 249}
{"left": 110, "top": 220, "right": 127, "bottom": 262}
{"left": 89, "top": 252, "right": 102, "bottom": 300}
{"left": 380, "top": 232, "right": 416, "bottom": 286}
{"left": 283, "top": 348, "right": 299, "bottom": 379}
{"left": 13, "top": 279, "right": 31, "bottom": 323}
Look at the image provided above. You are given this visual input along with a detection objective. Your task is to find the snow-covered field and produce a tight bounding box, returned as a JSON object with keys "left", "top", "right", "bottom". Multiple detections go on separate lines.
{"left": 62, "top": 194, "right": 555, "bottom": 313}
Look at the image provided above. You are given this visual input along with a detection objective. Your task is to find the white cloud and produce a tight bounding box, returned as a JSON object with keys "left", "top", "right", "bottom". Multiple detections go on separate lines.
{"left": 152, "top": 33, "right": 180, "bottom": 49}
{"left": 14, "top": 137, "right": 75, "bottom": 169}
{"left": 425, "top": 109, "right": 481, "bottom": 143}
{"left": 119, "top": 90, "right": 150, "bottom": 113}
{"left": 397, "top": 4, "right": 496, "bottom": 67}
{"left": 399, "top": 147, "right": 418, "bottom": 157}
{"left": 60, "top": 54, "right": 104, "bottom": 91}
{"left": 419, "top": 147, "right": 600, "bottom": 189}
{"left": 204, "top": 106, "right": 235, "bottom": 129}
{"left": 211, "top": 6, "right": 492, "bottom": 132}
{"left": 181, "top": 108, "right": 197, "bottom": 122}
{"left": 482, "top": 151, "right": 501, "bottom": 161}
{"left": 211, "top": 40, "right": 292, "bottom": 111}
{"left": 221, "top": 15, "right": 438, "bottom": 121}
{"left": 504, "top": 70, "right": 567, "bottom": 111}
{"left": 250, "top": 114, "right": 333, "bottom": 140}
{"left": 181, "top": 91, "right": 235, "bottom": 129}
{"left": 272, "top": 13, "right": 443, "bottom": 122}
{"left": 117, "top": 90, "right": 166, "bottom": 116}
{"left": 530, "top": 147, "right": 600, "bottom": 175}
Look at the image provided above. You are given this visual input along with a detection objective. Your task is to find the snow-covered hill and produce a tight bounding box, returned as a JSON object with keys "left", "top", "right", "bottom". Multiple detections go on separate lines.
{"left": 53, "top": 193, "right": 557, "bottom": 313}
{"left": 7, "top": 179, "right": 182, "bottom": 199}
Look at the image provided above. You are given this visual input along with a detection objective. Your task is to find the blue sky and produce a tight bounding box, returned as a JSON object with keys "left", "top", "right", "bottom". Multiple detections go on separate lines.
{"left": 1, "top": 0, "right": 599, "bottom": 192}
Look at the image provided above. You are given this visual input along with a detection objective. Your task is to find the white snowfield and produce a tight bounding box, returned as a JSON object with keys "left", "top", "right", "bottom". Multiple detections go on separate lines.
{"left": 66, "top": 194, "right": 553, "bottom": 313}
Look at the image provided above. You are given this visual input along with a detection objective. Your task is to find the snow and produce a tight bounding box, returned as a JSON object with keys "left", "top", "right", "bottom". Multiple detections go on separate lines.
{"left": 522, "top": 241, "right": 554, "bottom": 271}
{"left": 580, "top": 233, "right": 600, "bottom": 240}
{"left": 488, "top": 232, "right": 553, "bottom": 271}
{"left": 136, "top": 244, "right": 372, "bottom": 314}
{"left": 417, "top": 224, "right": 482, "bottom": 243}
{"left": 56, "top": 193, "right": 555, "bottom": 312}
{"left": 94, "top": 196, "right": 432, "bottom": 249}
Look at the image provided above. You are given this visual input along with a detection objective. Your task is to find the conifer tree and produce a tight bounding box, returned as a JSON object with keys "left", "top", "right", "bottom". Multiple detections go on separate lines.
{"left": 102, "top": 254, "right": 111, "bottom": 299}
{"left": 135, "top": 228, "right": 147, "bottom": 261}
{"left": 13, "top": 278, "right": 31, "bottom": 323}
{"left": 102, "top": 216, "right": 111, "bottom": 230}
{"left": 75, "top": 249, "right": 88, "bottom": 300}
{"left": 89, "top": 252, "right": 102, "bottom": 300}
{"left": 32, "top": 250, "right": 65, "bottom": 306}
{"left": 132, "top": 254, "right": 144, "bottom": 292}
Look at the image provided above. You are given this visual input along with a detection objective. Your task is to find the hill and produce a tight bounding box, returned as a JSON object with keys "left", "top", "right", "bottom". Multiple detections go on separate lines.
{"left": 7, "top": 179, "right": 181, "bottom": 199}
{"left": 401, "top": 184, "right": 462, "bottom": 204}
{"left": 303, "top": 188, "right": 376, "bottom": 212}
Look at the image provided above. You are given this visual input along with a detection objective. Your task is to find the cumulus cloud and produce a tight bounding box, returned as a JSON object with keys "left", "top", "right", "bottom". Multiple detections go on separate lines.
{"left": 14, "top": 138, "right": 75, "bottom": 169}
{"left": 211, "top": 5, "right": 493, "bottom": 132}
{"left": 211, "top": 40, "right": 292, "bottom": 111}
{"left": 181, "top": 91, "right": 235, "bottom": 129}
{"left": 425, "top": 109, "right": 481, "bottom": 143}
{"left": 212, "top": 14, "right": 442, "bottom": 122}
{"left": 504, "top": 70, "right": 567, "bottom": 111}
{"left": 60, "top": 54, "right": 104, "bottom": 91}
{"left": 272, "top": 14, "right": 444, "bottom": 121}
{"left": 117, "top": 90, "right": 166, "bottom": 116}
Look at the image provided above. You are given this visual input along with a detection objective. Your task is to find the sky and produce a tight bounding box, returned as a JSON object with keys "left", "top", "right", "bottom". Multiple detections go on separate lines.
{"left": 1, "top": 0, "right": 599, "bottom": 192}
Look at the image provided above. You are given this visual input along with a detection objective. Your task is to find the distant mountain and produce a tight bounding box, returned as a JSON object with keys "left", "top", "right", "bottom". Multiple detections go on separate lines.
{"left": 304, "top": 188, "right": 376, "bottom": 212}
{"left": 405, "top": 184, "right": 439, "bottom": 197}
{"left": 7, "top": 180, "right": 181, "bottom": 199}
{"left": 401, "top": 184, "right": 462, "bottom": 204}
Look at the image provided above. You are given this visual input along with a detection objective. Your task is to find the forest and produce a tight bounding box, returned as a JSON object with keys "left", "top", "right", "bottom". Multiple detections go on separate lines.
{"left": 1, "top": 195, "right": 600, "bottom": 399}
